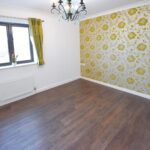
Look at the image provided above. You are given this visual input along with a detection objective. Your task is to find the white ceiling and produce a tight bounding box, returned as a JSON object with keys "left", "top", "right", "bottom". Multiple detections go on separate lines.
{"left": 0, "top": 0, "right": 148, "bottom": 16}
{"left": 86, "top": 0, "right": 148, "bottom": 16}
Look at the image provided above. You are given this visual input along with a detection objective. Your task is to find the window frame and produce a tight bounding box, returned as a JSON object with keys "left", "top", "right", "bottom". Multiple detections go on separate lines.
{"left": 0, "top": 22, "right": 12, "bottom": 67}
{"left": 0, "top": 22, "right": 34, "bottom": 67}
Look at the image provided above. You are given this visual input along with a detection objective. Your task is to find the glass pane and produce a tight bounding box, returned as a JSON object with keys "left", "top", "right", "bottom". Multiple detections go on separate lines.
{"left": 12, "top": 26, "right": 31, "bottom": 61}
{"left": 0, "top": 25, "right": 10, "bottom": 64}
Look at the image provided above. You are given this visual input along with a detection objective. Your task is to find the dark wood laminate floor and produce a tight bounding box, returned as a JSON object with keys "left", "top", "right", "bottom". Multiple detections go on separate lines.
{"left": 0, "top": 79, "right": 150, "bottom": 150}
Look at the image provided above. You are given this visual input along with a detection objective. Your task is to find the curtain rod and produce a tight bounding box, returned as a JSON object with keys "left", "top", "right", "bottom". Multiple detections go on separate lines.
{"left": 0, "top": 15, "right": 44, "bottom": 22}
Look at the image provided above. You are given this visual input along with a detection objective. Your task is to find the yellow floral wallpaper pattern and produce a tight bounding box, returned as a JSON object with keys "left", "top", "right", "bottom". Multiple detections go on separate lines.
{"left": 80, "top": 5, "right": 150, "bottom": 95}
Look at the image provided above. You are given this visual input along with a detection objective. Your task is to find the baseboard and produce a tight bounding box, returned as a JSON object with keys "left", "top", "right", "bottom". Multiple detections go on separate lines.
{"left": 36, "top": 77, "right": 80, "bottom": 93}
{"left": 1, "top": 76, "right": 149, "bottom": 106}
{"left": 81, "top": 76, "right": 150, "bottom": 100}
{"left": 0, "top": 76, "right": 80, "bottom": 106}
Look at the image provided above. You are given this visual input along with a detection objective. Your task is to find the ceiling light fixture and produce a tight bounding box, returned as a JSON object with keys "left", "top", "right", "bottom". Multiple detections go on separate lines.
{"left": 51, "top": 0, "right": 87, "bottom": 21}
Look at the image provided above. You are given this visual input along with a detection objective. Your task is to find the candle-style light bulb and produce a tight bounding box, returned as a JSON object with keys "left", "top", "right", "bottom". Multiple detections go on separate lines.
{"left": 65, "top": 4, "right": 70, "bottom": 12}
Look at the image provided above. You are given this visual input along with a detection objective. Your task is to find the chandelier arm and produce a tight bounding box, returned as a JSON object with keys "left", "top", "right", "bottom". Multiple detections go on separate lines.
{"left": 61, "top": 14, "right": 69, "bottom": 20}
{"left": 73, "top": 10, "right": 85, "bottom": 21}
{"left": 76, "top": 5, "right": 83, "bottom": 12}
{"left": 58, "top": 4, "right": 68, "bottom": 20}
{"left": 71, "top": 5, "right": 83, "bottom": 20}
{"left": 71, "top": 14, "right": 78, "bottom": 21}
{"left": 72, "top": 12, "right": 80, "bottom": 21}
{"left": 77, "top": 7, "right": 87, "bottom": 15}
{"left": 76, "top": 5, "right": 86, "bottom": 15}
{"left": 51, "top": 7, "right": 60, "bottom": 14}
{"left": 72, "top": 10, "right": 86, "bottom": 21}
{"left": 79, "top": 7, "right": 87, "bottom": 14}
{"left": 72, "top": 4, "right": 87, "bottom": 21}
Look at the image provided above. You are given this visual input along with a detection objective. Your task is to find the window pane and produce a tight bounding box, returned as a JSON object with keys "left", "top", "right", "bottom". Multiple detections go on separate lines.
{"left": 0, "top": 26, "right": 10, "bottom": 64}
{"left": 12, "top": 26, "right": 31, "bottom": 61}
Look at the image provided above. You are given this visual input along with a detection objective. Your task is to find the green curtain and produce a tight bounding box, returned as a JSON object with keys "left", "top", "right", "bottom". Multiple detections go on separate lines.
{"left": 28, "top": 18, "right": 44, "bottom": 65}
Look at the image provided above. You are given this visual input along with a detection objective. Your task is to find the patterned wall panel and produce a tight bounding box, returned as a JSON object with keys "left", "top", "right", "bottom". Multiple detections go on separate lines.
{"left": 80, "top": 5, "right": 150, "bottom": 95}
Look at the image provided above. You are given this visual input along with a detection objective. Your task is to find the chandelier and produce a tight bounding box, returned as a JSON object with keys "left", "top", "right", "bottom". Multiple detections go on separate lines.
{"left": 51, "top": 0, "right": 87, "bottom": 21}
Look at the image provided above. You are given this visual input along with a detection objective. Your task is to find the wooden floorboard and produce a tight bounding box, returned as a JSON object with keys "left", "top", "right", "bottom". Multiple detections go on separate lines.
{"left": 0, "top": 79, "right": 150, "bottom": 150}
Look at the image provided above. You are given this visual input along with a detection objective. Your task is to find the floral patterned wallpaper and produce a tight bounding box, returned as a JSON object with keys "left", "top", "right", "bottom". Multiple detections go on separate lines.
{"left": 80, "top": 5, "right": 150, "bottom": 95}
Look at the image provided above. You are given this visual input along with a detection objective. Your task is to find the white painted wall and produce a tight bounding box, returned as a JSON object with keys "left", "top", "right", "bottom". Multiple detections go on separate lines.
{"left": 0, "top": 5, "right": 80, "bottom": 105}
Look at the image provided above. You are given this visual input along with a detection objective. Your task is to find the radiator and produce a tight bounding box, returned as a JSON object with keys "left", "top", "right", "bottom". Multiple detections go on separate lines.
{"left": 0, "top": 76, "right": 34, "bottom": 102}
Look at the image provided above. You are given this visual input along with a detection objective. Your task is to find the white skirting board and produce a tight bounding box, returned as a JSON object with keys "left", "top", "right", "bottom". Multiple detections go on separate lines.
{"left": 81, "top": 76, "right": 150, "bottom": 100}
{"left": 1, "top": 76, "right": 149, "bottom": 106}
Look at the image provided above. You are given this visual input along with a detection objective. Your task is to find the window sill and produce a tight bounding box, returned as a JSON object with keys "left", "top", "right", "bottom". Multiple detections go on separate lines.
{"left": 0, "top": 62, "right": 38, "bottom": 70}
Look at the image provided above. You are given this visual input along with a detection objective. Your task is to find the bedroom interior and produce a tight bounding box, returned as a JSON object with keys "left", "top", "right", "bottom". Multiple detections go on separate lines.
{"left": 0, "top": 0, "right": 150, "bottom": 149}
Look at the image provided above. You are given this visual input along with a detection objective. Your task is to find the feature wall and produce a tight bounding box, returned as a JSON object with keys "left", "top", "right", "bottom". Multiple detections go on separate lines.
{"left": 80, "top": 5, "right": 150, "bottom": 95}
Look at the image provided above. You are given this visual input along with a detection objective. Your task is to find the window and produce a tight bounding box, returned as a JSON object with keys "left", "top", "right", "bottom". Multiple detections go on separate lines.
{"left": 0, "top": 22, "right": 34, "bottom": 67}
